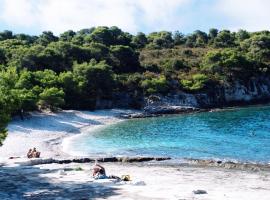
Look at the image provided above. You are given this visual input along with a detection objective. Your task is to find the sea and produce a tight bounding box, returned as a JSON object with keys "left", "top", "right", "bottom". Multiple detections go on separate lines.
{"left": 66, "top": 105, "right": 270, "bottom": 164}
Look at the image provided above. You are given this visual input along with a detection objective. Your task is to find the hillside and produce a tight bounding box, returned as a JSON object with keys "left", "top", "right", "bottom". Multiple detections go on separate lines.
{"left": 1, "top": 27, "right": 270, "bottom": 143}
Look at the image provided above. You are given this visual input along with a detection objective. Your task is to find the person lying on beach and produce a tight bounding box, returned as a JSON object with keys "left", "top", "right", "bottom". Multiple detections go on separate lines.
{"left": 92, "top": 164, "right": 107, "bottom": 179}
{"left": 92, "top": 163, "right": 129, "bottom": 181}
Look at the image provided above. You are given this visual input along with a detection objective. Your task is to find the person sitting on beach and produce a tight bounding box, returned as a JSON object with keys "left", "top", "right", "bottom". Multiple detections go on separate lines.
{"left": 27, "top": 147, "right": 41, "bottom": 158}
{"left": 32, "top": 147, "right": 41, "bottom": 158}
{"left": 27, "top": 149, "right": 33, "bottom": 158}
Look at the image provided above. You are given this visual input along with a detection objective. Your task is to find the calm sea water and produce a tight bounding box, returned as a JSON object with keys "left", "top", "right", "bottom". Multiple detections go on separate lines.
{"left": 67, "top": 105, "right": 270, "bottom": 163}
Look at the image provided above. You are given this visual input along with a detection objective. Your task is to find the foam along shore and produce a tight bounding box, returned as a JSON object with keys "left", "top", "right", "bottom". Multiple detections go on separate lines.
{"left": 0, "top": 109, "right": 270, "bottom": 199}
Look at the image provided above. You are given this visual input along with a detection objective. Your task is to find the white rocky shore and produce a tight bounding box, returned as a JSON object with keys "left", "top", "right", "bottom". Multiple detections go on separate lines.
{"left": 0, "top": 110, "right": 270, "bottom": 200}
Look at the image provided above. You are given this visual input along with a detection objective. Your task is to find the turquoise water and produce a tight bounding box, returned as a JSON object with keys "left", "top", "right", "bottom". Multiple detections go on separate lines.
{"left": 69, "top": 106, "right": 270, "bottom": 163}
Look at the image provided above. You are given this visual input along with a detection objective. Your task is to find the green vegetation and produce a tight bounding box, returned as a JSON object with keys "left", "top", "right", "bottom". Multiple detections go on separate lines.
{"left": 1, "top": 26, "right": 270, "bottom": 144}
{"left": 141, "top": 74, "right": 169, "bottom": 94}
{"left": 180, "top": 73, "right": 209, "bottom": 91}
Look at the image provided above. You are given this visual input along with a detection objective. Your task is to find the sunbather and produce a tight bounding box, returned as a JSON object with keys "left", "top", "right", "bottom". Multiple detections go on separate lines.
{"left": 32, "top": 147, "right": 41, "bottom": 158}
{"left": 92, "top": 163, "right": 107, "bottom": 179}
{"left": 92, "top": 163, "right": 124, "bottom": 181}
{"left": 27, "top": 149, "right": 33, "bottom": 158}
{"left": 27, "top": 147, "right": 41, "bottom": 158}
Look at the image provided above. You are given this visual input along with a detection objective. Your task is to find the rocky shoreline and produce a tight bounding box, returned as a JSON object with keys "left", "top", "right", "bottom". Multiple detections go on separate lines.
{"left": 10, "top": 156, "right": 171, "bottom": 166}
{"left": 119, "top": 106, "right": 203, "bottom": 118}
{"left": 8, "top": 156, "right": 270, "bottom": 172}
{"left": 119, "top": 103, "right": 270, "bottom": 119}
{"left": 185, "top": 158, "right": 270, "bottom": 171}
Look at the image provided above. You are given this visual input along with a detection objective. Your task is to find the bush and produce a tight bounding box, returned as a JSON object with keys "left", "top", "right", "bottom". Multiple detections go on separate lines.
{"left": 141, "top": 75, "right": 169, "bottom": 95}
{"left": 202, "top": 49, "right": 255, "bottom": 80}
{"left": 180, "top": 73, "right": 209, "bottom": 91}
{"left": 109, "top": 45, "right": 141, "bottom": 73}
{"left": 0, "top": 98, "right": 9, "bottom": 145}
{"left": 160, "top": 59, "right": 187, "bottom": 72}
{"left": 38, "top": 87, "right": 65, "bottom": 110}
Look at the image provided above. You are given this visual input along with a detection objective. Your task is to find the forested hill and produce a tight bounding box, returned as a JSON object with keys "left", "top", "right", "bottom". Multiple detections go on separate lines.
{"left": 1, "top": 26, "right": 270, "bottom": 143}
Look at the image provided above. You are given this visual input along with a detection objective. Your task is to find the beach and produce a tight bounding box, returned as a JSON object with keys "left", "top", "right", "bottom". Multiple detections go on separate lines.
{"left": 0, "top": 109, "right": 126, "bottom": 159}
{"left": 0, "top": 110, "right": 270, "bottom": 200}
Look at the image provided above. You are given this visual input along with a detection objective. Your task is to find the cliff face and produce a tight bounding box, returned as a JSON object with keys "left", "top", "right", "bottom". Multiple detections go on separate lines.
{"left": 143, "top": 77, "right": 270, "bottom": 113}
{"left": 95, "top": 77, "right": 270, "bottom": 112}
{"left": 223, "top": 77, "right": 270, "bottom": 103}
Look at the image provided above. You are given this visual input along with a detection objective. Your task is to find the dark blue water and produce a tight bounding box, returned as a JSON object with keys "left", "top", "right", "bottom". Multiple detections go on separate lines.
{"left": 68, "top": 106, "right": 270, "bottom": 163}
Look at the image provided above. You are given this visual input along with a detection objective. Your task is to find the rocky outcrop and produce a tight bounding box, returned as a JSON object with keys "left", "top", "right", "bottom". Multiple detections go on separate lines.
{"left": 96, "top": 77, "right": 270, "bottom": 113}
{"left": 143, "top": 77, "right": 270, "bottom": 112}
{"left": 224, "top": 77, "right": 270, "bottom": 103}
{"left": 143, "top": 93, "right": 202, "bottom": 114}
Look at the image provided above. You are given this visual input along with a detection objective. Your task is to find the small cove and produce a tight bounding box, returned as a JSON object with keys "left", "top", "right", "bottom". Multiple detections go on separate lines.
{"left": 65, "top": 105, "right": 270, "bottom": 163}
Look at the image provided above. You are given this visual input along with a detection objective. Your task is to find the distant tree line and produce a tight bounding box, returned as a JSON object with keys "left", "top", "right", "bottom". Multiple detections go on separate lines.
{"left": 1, "top": 26, "right": 270, "bottom": 144}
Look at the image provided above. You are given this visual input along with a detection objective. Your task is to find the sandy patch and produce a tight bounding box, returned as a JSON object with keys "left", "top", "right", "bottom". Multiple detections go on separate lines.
{"left": 0, "top": 109, "right": 131, "bottom": 159}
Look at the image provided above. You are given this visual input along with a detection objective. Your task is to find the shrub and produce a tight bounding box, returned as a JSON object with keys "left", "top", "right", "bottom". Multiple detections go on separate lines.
{"left": 38, "top": 87, "right": 65, "bottom": 110}
{"left": 141, "top": 75, "right": 169, "bottom": 95}
{"left": 180, "top": 73, "right": 209, "bottom": 91}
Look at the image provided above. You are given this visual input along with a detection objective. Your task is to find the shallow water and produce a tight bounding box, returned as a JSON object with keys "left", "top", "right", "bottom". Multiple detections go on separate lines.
{"left": 67, "top": 105, "right": 270, "bottom": 163}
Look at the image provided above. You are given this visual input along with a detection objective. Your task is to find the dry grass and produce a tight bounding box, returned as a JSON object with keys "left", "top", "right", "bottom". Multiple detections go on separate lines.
{"left": 139, "top": 46, "right": 214, "bottom": 68}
